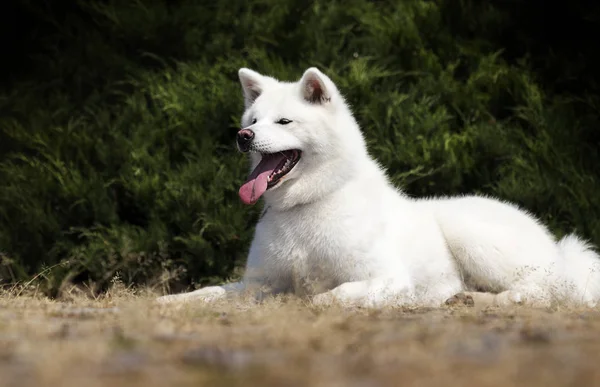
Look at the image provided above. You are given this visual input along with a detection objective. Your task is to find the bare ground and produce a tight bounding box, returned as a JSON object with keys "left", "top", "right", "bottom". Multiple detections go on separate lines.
{"left": 1, "top": 287, "right": 600, "bottom": 387}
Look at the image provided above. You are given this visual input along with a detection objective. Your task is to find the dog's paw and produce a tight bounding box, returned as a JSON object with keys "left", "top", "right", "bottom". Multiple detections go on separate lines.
{"left": 312, "top": 281, "right": 363, "bottom": 307}
{"left": 311, "top": 292, "right": 336, "bottom": 307}
{"left": 494, "top": 290, "right": 523, "bottom": 306}
{"left": 445, "top": 291, "right": 524, "bottom": 308}
{"left": 156, "top": 286, "right": 226, "bottom": 305}
{"left": 445, "top": 292, "right": 475, "bottom": 307}
{"left": 312, "top": 290, "right": 359, "bottom": 307}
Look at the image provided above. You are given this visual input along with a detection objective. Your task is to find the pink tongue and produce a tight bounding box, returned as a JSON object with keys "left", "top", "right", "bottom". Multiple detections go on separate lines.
{"left": 239, "top": 153, "right": 287, "bottom": 205}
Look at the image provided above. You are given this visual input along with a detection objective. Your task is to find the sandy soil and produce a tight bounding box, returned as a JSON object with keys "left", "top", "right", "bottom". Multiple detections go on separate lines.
{"left": 1, "top": 287, "right": 600, "bottom": 387}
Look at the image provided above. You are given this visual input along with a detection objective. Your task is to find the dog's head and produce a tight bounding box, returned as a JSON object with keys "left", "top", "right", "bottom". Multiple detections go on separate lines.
{"left": 236, "top": 67, "right": 367, "bottom": 209}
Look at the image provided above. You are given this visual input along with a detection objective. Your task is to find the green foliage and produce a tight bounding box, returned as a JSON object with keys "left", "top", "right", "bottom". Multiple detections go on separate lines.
{"left": 0, "top": 0, "right": 599, "bottom": 294}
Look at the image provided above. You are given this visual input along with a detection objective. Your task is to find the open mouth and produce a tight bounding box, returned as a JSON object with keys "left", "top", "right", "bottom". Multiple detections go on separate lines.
{"left": 266, "top": 150, "right": 301, "bottom": 188}
{"left": 239, "top": 150, "right": 302, "bottom": 205}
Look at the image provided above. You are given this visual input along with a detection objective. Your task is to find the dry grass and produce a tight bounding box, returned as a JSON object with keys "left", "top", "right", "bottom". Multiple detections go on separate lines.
{"left": 1, "top": 286, "right": 600, "bottom": 387}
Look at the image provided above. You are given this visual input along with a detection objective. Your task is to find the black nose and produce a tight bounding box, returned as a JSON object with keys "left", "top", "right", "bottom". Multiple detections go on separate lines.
{"left": 237, "top": 129, "right": 255, "bottom": 152}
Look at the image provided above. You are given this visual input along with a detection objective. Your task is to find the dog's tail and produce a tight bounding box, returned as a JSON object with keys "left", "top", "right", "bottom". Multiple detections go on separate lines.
{"left": 559, "top": 234, "right": 600, "bottom": 306}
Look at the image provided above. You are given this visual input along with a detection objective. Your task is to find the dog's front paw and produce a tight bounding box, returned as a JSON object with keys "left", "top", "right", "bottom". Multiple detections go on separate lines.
{"left": 156, "top": 286, "right": 227, "bottom": 305}
{"left": 494, "top": 290, "right": 523, "bottom": 306}
{"left": 312, "top": 284, "right": 365, "bottom": 308}
{"left": 312, "top": 292, "right": 337, "bottom": 307}
{"left": 155, "top": 294, "right": 177, "bottom": 305}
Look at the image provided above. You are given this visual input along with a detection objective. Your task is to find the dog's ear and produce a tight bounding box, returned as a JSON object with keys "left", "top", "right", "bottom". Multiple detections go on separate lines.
{"left": 239, "top": 68, "right": 265, "bottom": 108}
{"left": 299, "top": 68, "right": 332, "bottom": 105}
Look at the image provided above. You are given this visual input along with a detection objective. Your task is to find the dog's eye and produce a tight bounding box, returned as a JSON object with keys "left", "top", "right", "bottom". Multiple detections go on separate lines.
{"left": 276, "top": 118, "right": 292, "bottom": 125}
{"left": 251, "top": 118, "right": 257, "bottom": 124}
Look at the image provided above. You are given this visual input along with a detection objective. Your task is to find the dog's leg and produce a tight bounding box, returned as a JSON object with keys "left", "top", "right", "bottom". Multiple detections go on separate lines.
{"left": 446, "top": 284, "right": 558, "bottom": 308}
{"left": 433, "top": 196, "right": 567, "bottom": 308}
{"left": 156, "top": 281, "right": 245, "bottom": 304}
{"left": 445, "top": 290, "right": 523, "bottom": 307}
{"left": 312, "top": 276, "right": 415, "bottom": 308}
{"left": 156, "top": 242, "right": 281, "bottom": 305}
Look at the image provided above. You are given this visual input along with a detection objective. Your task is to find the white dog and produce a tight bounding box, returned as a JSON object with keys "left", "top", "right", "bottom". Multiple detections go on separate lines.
{"left": 157, "top": 67, "right": 600, "bottom": 308}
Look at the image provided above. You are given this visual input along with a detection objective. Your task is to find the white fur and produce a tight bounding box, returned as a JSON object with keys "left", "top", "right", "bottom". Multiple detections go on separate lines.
{"left": 157, "top": 67, "right": 600, "bottom": 308}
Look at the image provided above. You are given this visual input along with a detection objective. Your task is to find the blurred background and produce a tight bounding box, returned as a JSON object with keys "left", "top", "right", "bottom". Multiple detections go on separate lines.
{"left": 0, "top": 0, "right": 599, "bottom": 297}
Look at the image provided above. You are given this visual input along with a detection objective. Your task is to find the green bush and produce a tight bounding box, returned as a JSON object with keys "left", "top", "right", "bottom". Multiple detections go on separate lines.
{"left": 1, "top": 0, "right": 599, "bottom": 295}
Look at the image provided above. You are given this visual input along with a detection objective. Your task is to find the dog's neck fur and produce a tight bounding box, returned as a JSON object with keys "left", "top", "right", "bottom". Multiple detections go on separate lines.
{"left": 263, "top": 149, "right": 394, "bottom": 212}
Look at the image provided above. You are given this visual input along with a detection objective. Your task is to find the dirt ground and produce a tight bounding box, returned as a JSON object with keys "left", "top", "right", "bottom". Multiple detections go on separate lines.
{"left": 1, "top": 287, "right": 600, "bottom": 387}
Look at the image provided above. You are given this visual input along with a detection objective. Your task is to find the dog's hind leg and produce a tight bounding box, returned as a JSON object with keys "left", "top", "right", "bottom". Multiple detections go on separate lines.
{"left": 445, "top": 290, "right": 523, "bottom": 308}
{"left": 433, "top": 196, "right": 562, "bottom": 306}
{"left": 446, "top": 282, "right": 558, "bottom": 308}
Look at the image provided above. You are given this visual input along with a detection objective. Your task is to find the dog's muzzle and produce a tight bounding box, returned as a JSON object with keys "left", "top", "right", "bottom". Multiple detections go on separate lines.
{"left": 237, "top": 129, "right": 254, "bottom": 152}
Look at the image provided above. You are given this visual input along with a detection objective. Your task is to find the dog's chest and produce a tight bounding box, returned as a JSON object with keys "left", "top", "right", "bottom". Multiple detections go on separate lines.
{"left": 258, "top": 208, "right": 371, "bottom": 294}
